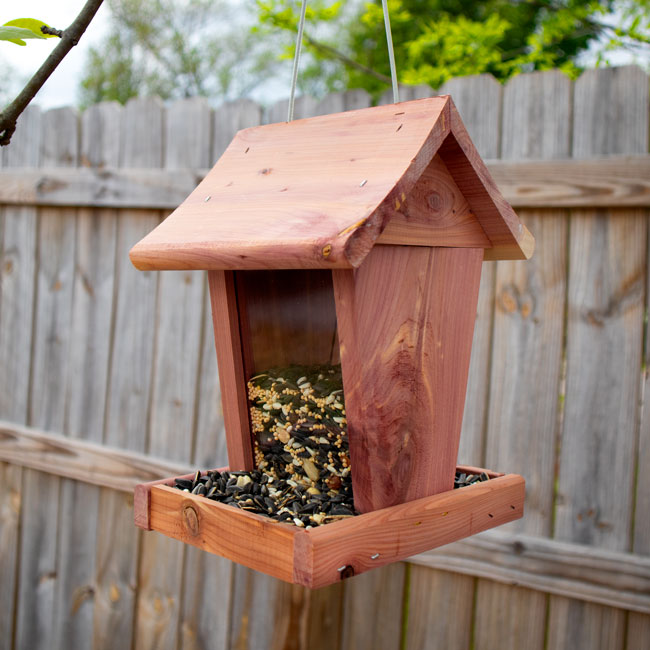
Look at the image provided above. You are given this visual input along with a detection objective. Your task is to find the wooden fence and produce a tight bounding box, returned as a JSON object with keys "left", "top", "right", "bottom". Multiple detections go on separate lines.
{"left": 1, "top": 65, "right": 649, "bottom": 650}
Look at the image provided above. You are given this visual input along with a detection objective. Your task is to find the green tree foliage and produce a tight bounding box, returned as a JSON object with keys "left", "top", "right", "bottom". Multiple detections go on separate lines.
{"left": 79, "top": 0, "right": 278, "bottom": 107}
{"left": 257, "top": 0, "right": 650, "bottom": 97}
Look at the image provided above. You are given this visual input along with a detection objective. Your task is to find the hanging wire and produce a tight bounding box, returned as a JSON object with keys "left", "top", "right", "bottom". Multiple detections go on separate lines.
{"left": 288, "top": 0, "right": 308, "bottom": 122}
{"left": 381, "top": 0, "right": 399, "bottom": 103}
{"left": 288, "top": 0, "right": 399, "bottom": 119}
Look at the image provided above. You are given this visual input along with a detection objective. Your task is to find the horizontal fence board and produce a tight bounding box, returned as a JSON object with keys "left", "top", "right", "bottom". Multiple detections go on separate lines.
{"left": 410, "top": 531, "right": 650, "bottom": 614}
{"left": 0, "top": 156, "right": 648, "bottom": 211}
{"left": 2, "top": 420, "right": 650, "bottom": 614}
{"left": 0, "top": 420, "right": 190, "bottom": 491}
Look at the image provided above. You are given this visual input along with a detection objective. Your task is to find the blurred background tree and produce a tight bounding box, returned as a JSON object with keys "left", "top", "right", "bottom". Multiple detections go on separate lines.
{"left": 79, "top": 0, "right": 279, "bottom": 107}
{"left": 79, "top": 0, "right": 650, "bottom": 106}
{"left": 256, "top": 0, "right": 650, "bottom": 97}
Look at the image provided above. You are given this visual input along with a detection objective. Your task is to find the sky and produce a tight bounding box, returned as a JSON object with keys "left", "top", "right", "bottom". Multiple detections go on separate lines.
{"left": 1, "top": 0, "right": 110, "bottom": 108}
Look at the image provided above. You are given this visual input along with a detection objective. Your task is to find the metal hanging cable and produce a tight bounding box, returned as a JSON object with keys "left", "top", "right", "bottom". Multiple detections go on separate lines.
{"left": 288, "top": 0, "right": 400, "bottom": 121}
{"left": 288, "top": 0, "right": 308, "bottom": 122}
{"left": 381, "top": 0, "right": 399, "bottom": 103}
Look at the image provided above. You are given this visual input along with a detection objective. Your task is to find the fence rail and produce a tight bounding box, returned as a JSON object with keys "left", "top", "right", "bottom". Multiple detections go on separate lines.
{"left": 1, "top": 65, "right": 649, "bottom": 650}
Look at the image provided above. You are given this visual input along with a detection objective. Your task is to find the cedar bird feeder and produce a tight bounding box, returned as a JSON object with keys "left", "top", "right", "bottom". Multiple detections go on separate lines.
{"left": 130, "top": 96, "right": 534, "bottom": 588}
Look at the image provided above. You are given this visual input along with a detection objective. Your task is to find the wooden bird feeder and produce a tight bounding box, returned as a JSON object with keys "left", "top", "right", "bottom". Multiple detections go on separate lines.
{"left": 130, "top": 96, "right": 534, "bottom": 588}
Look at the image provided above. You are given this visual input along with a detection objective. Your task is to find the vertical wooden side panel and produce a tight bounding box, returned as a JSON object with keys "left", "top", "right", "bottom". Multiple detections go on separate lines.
{"left": 550, "top": 65, "right": 649, "bottom": 649}
{"left": 0, "top": 104, "right": 41, "bottom": 650}
{"left": 51, "top": 101, "right": 121, "bottom": 650}
{"left": 334, "top": 245, "right": 483, "bottom": 513}
{"left": 94, "top": 97, "right": 164, "bottom": 650}
{"left": 208, "top": 270, "right": 254, "bottom": 471}
{"left": 474, "top": 69, "right": 571, "bottom": 650}
{"left": 134, "top": 97, "right": 212, "bottom": 650}
{"left": 15, "top": 107, "right": 78, "bottom": 650}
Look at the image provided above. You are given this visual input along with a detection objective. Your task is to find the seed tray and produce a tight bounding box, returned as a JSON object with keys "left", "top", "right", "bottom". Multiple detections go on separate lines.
{"left": 135, "top": 464, "right": 524, "bottom": 588}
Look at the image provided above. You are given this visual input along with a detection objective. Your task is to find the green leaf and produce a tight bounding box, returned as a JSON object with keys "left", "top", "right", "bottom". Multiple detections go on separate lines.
{"left": 0, "top": 26, "right": 43, "bottom": 45}
{"left": 4, "top": 18, "right": 58, "bottom": 37}
{"left": 1, "top": 18, "right": 56, "bottom": 45}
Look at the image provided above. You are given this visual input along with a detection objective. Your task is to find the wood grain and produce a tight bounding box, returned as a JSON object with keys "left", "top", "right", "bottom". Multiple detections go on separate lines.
{"left": 0, "top": 104, "right": 41, "bottom": 650}
{"left": 411, "top": 530, "right": 650, "bottom": 614}
{"left": 208, "top": 270, "right": 254, "bottom": 470}
{"left": 235, "top": 269, "right": 338, "bottom": 374}
{"left": 442, "top": 99, "right": 532, "bottom": 259}
{"left": 439, "top": 74, "right": 501, "bottom": 159}
{"left": 474, "top": 68, "right": 571, "bottom": 650}
{"left": 16, "top": 107, "right": 79, "bottom": 650}
{"left": 130, "top": 96, "right": 529, "bottom": 270}
{"left": 340, "top": 564, "right": 405, "bottom": 650}
{"left": 143, "top": 472, "right": 523, "bottom": 588}
{"left": 405, "top": 566, "right": 474, "bottom": 649}
{"left": 54, "top": 101, "right": 121, "bottom": 650}
{"left": 377, "top": 153, "right": 491, "bottom": 248}
{"left": 179, "top": 97, "right": 244, "bottom": 646}
{"left": 134, "top": 96, "right": 211, "bottom": 650}
{"left": 550, "top": 64, "right": 649, "bottom": 650}
{"left": 130, "top": 97, "right": 450, "bottom": 270}
{"left": 402, "top": 74, "right": 502, "bottom": 650}
{"left": 232, "top": 578, "right": 345, "bottom": 650}
{"left": 333, "top": 245, "right": 484, "bottom": 512}
{"left": 306, "top": 473, "right": 524, "bottom": 588}
{"left": 0, "top": 420, "right": 189, "bottom": 491}
{"left": 150, "top": 484, "right": 299, "bottom": 581}
{"left": 94, "top": 97, "right": 164, "bottom": 650}
{"left": 2, "top": 156, "right": 649, "bottom": 210}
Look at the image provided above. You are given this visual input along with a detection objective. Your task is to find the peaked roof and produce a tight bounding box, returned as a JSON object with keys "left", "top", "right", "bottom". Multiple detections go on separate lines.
{"left": 130, "top": 96, "right": 533, "bottom": 271}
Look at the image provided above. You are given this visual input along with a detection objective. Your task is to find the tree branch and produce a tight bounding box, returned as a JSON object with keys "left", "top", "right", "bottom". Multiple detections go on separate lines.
{"left": 0, "top": 0, "right": 105, "bottom": 146}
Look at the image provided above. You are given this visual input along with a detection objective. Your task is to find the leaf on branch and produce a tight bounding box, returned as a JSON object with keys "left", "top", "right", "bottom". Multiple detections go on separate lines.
{"left": 1, "top": 18, "right": 58, "bottom": 45}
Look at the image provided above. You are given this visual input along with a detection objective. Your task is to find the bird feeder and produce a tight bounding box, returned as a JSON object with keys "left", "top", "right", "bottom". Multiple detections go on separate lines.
{"left": 130, "top": 96, "right": 534, "bottom": 588}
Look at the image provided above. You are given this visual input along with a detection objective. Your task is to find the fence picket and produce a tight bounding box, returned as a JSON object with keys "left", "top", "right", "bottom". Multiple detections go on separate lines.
{"left": 549, "top": 65, "right": 649, "bottom": 650}
{"left": 0, "top": 104, "right": 42, "bottom": 650}
{"left": 134, "top": 97, "right": 212, "bottom": 650}
{"left": 16, "top": 107, "right": 79, "bottom": 650}
{"left": 95, "top": 97, "right": 164, "bottom": 649}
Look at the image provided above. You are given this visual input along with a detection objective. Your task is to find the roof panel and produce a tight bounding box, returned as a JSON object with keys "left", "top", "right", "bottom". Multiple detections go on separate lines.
{"left": 130, "top": 97, "right": 450, "bottom": 270}
{"left": 129, "top": 96, "right": 533, "bottom": 270}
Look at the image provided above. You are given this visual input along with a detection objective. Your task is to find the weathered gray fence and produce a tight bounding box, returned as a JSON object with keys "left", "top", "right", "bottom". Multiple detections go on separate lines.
{"left": 1, "top": 65, "right": 650, "bottom": 650}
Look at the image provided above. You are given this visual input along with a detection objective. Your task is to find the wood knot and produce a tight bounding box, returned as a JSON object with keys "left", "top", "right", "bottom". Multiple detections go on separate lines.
{"left": 183, "top": 504, "right": 200, "bottom": 536}
{"left": 426, "top": 191, "right": 442, "bottom": 211}
{"left": 322, "top": 244, "right": 332, "bottom": 258}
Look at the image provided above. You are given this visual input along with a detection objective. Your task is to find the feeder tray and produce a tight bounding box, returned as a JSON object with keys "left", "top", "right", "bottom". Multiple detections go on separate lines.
{"left": 135, "top": 465, "right": 524, "bottom": 588}
{"left": 130, "top": 96, "right": 534, "bottom": 586}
